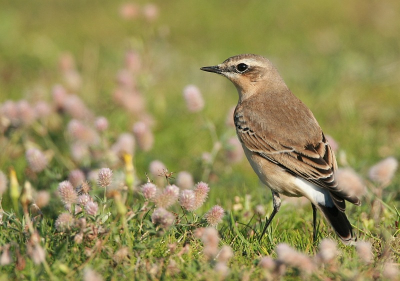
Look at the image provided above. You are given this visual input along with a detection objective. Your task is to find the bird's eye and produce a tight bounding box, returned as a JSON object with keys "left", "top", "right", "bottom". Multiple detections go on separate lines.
{"left": 236, "top": 63, "right": 249, "bottom": 73}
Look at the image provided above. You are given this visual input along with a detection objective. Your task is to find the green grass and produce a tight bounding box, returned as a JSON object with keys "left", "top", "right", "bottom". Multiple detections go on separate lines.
{"left": 0, "top": 0, "right": 399, "bottom": 280}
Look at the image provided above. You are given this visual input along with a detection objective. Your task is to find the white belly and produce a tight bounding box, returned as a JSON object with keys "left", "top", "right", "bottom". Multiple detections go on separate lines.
{"left": 242, "top": 144, "right": 333, "bottom": 207}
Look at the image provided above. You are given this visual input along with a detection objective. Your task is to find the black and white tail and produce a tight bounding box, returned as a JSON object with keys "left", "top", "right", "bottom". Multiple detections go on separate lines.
{"left": 318, "top": 204, "right": 356, "bottom": 244}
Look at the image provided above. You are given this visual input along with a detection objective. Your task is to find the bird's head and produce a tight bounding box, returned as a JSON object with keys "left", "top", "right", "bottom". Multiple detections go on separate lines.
{"left": 201, "top": 54, "right": 286, "bottom": 100}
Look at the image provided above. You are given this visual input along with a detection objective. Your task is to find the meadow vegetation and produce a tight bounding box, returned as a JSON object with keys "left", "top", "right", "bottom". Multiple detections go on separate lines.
{"left": 0, "top": 1, "right": 399, "bottom": 280}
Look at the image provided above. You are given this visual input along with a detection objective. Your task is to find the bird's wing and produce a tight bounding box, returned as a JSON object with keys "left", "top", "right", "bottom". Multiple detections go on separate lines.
{"left": 235, "top": 101, "right": 360, "bottom": 211}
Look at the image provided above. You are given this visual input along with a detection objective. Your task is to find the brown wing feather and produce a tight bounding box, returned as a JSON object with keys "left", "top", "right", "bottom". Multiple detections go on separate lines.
{"left": 235, "top": 96, "right": 361, "bottom": 210}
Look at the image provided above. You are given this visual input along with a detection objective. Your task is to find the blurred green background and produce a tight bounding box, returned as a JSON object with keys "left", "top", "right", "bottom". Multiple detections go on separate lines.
{"left": 1, "top": 0, "right": 399, "bottom": 202}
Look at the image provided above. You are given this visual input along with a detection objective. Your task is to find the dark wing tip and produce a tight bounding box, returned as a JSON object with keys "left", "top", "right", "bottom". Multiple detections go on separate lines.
{"left": 343, "top": 194, "right": 361, "bottom": 207}
{"left": 350, "top": 197, "right": 361, "bottom": 206}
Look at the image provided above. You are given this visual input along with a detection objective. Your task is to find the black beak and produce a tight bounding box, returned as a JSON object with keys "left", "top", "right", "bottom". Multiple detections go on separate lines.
{"left": 200, "top": 65, "right": 222, "bottom": 74}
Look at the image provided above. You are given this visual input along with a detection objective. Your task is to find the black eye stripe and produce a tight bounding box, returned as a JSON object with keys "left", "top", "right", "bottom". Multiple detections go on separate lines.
{"left": 236, "top": 63, "right": 249, "bottom": 73}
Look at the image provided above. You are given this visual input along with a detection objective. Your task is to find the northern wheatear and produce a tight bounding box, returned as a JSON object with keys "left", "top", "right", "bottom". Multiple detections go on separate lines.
{"left": 201, "top": 54, "right": 360, "bottom": 244}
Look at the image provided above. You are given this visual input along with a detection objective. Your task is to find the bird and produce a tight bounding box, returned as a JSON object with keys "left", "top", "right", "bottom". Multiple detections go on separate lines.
{"left": 200, "top": 54, "right": 360, "bottom": 244}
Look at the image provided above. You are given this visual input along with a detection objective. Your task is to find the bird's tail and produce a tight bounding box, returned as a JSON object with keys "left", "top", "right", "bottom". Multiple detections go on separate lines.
{"left": 318, "top": 204, "right": 356, "bottom": 245}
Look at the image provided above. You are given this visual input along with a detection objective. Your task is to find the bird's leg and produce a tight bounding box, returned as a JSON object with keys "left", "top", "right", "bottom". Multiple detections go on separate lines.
{"left": 259, "top": 191, "right": 281, "bottom": 241}
{"left": 312, "top": 203, "right": 318, "bottom": 244}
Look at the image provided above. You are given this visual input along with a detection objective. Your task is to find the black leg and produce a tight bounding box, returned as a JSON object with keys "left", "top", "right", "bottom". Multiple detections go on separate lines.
{"left": 259, "top": 191, "right": 281, "bottom": 242}
{"left": 312, "top": 203, "right": 318, "bottom": 243}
